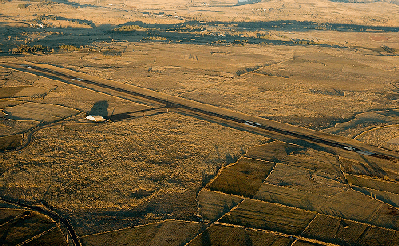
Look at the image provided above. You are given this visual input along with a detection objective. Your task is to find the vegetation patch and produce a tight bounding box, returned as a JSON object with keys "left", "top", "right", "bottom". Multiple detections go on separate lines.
{"left": 5, "top": 102, "right": 79, "bottom": 123}
{"left": 345, "top": 174, "right": 399, "bottom": 194}
{"left": 17, "top": 3, "right": 29, "bottom": 8}
{"left": 0, "top": 87, "right": 29, "bottom": 98}
{"left": 197, "top": 189, "right": 243, "bottom": 222}
{"left": 12, "top": 45, "right": 52, "bottom": 54}
{"left": 188, "top": 224, "right": 293, "bottom": 246}
{"left": 25, "top": 226, "right": 68, "bottom": 246}
{"left": 35, "top": 14, "right": 57, "bottom": 21}
{"left": 302, "top": 214, "right": 369, "bottom": 245}
{"left": 143, "top": 36, "right": 168, "bottom": 41}
{"left": 292, "top": 39, "right": 320, "bottom": 45}
{"left": 206, "top": 157, "right": 274, "bottom": 197}
{"left": 236, "top": 65, "right": 262, "bottom": 76}
{"left": 82, "top": 220, "right": 203, "bottom": 246}
{"left": 219, "top": 199, "right": 317, "bottom": 235}
{"left": 0, "top": 134, "right": 23, "bottom": 151}
{"left": 245, "top": 141, "right": 300, "bottom": 162}
{"left": 102, "top": 47, "right": 123, "bottom": 56}
{"left": 114, "top": 25, "right": 147, "bottom": 32}
{"left": 0, "top": 210, "right": 56, "bottom": 245}
{"left": 357, "top": 225, "right": 399, "bottom": 245}
{"left": 59, "top": 44, "right": 80, "bottom": 51}
{"left": 378, "top": 45, "right": 398, "bottom": 54}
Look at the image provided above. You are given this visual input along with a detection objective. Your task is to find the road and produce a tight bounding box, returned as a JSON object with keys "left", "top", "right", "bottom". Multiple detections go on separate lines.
{"left": 2, "top": 61, "right": 399, "bottom": 162}
{"left": 2, "top": 61, "right": 399, "bottom": 246}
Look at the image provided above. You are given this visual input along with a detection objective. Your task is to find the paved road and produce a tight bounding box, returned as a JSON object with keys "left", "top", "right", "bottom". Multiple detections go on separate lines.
{"left": 2, "top": 62, "right": 399, "bottom": 162}
{"left": 2, "top": 61, "right": 399, "bottom": 246}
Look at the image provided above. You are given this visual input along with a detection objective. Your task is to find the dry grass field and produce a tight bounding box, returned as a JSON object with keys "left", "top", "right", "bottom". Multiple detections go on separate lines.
{"left": 1, "top": 0, "right": 399, "bottom": 245}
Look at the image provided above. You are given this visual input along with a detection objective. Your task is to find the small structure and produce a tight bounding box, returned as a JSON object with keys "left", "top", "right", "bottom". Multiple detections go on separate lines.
{"left": 86, "top": 115, "right": 106, "bottom": 122}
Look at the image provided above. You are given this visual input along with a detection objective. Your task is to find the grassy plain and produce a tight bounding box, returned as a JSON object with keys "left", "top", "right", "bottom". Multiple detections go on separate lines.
{"left": 1, "top": 0, "right": 399, "bottom": 245}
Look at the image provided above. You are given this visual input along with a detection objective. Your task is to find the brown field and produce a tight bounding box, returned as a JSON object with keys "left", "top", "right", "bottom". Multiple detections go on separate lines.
{"left": 1, "top": 0, "right": 399, "bottom": 245}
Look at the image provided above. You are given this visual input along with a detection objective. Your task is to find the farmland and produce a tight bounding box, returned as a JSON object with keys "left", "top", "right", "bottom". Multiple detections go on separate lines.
{"left": 1, "top": 0, "right": 399, "bottom": 245}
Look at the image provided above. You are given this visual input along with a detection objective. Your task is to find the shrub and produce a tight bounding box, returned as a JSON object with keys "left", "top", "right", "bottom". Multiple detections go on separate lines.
{"left": 17, "top": 3, "right": 29, "bottom": 8}
{"left": 143, "top": 36, "right": 168, "bottom": 41}
{"left": 12, "top": 44, "right": 51, "bottom": 54}
{"left": 59, "top": 44, "right": 79, "bottom": 51}
{"left": 381, "top": 45, "right": 397, "bottom": 54}
{"left": 114, "top": 25, "right": 146, "bottom": 32}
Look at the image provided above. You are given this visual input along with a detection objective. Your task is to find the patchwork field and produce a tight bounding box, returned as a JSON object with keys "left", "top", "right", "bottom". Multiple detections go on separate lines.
{"left": 1, "top": 0, "right": 399, "bottom": 245}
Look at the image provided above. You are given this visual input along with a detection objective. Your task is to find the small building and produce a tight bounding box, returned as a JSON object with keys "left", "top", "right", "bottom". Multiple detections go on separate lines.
{"left": 86, "top": 115, "right": 106, "bottom": 122}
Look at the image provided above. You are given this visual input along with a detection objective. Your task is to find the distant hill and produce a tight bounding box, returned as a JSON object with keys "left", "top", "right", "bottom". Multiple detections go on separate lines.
{"left": 237, "top": 0, "right": 262, "bottom": 5}
{"left": 329, "top": 0, "right": 399, "bottom": 3}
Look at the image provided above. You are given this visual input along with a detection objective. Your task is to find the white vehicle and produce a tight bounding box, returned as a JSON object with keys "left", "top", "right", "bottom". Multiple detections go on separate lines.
{"left": 244, "top": 121, "right": 260, "bottom": 127}
{"left": 355, "top": 150, "right": 374, "bottom": 156}
{"left": 244, "top": 121, "right": 254, "bottom": 126}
